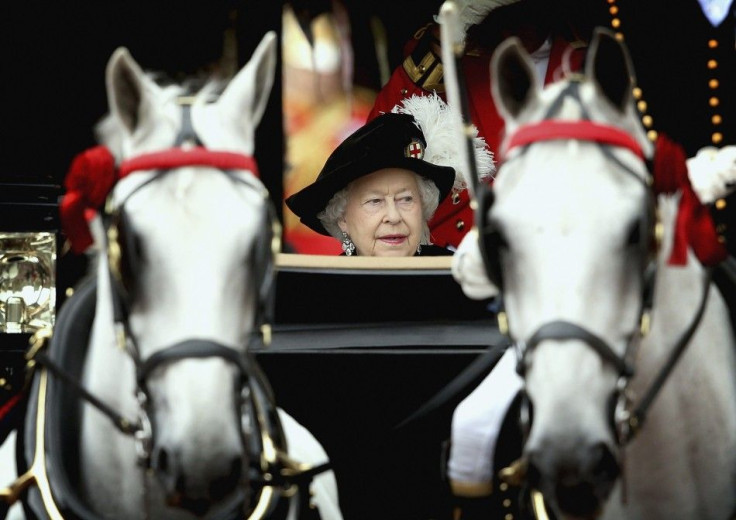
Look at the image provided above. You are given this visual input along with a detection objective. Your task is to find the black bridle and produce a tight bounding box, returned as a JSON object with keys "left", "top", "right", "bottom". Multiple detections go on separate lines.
{"left": 479, "top": 81, "right": 712, "bottom": 450}
{"left": 100, "top": 102, "right": 278, "bottom": 468}
{"left": 25, "top": 101, "right": 328, "bottom": 519}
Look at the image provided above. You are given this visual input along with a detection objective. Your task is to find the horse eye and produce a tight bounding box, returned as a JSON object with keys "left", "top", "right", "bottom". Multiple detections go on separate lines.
{"left": 495, "top": 230, "right": 509, "bottom": 250}
{"left": 625, "top": 221, "right": 641, "bottom": 247}
{"left": 486, "top": 225, "right": 508, "bottom": 251}
{"left": 118, "top": 219, "right": 145, "bottom": 297}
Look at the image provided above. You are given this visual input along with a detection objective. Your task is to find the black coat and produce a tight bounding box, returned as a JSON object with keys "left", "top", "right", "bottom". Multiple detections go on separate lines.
{"left": 584, "top": 0, "right": 736, "bottom": 255}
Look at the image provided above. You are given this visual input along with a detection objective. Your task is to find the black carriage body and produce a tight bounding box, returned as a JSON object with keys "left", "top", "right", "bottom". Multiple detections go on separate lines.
{"left": 254, "top": 255, "right": 500, "bottom": 520}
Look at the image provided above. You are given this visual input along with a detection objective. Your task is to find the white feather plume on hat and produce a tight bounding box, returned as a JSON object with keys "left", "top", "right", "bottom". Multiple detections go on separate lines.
{"left": 434, "top": 0, "right": 522, "bottom": 44}
{"left": 391, "top": 92, "right": 495, "bottom": 192}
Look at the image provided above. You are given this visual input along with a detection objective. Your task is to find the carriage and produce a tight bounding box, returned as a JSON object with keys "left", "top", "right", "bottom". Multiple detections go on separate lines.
{"left": 0, "top": 27, "right": 503, "bottom": 520}
{"left": 1, "top": 5, "right": 735, "bottom": 520}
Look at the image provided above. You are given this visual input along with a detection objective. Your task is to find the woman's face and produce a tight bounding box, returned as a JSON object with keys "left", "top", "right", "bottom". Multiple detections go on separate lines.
{"left": 338, "top": 168, "right": 424, "bottom": 257}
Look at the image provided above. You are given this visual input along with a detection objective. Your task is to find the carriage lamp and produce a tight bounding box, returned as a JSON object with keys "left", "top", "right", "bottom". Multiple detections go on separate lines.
{"left": 0, "top": 231, "right": 56, "bottom": 332}
{"left": 0, "top": 183, "right": 59, "bottom": 334}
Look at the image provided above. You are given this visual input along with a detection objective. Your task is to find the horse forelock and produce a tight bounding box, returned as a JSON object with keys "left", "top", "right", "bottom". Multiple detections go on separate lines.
{"left": 498, "top": 78, "right": 653, "bottom": 184}
{"left": 94, "top": 77, "right": 227, "bottom": 161}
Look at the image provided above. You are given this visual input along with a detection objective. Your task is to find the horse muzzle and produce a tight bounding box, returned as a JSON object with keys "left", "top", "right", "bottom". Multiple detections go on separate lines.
{"left": 525, "top": 439, "right": 619, "bottom": 519}
{"left": 152, "top": 441, "right": 246, "bottom": 517}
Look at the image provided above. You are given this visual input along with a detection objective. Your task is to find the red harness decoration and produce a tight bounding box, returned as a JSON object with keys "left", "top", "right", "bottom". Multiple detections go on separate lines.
{"left": 60, "top": 146, "right": 117, "bottom": 254}
{"left": 504, "top": 120, "right": 644, "bottom": 159}
{"left": 118, "top": 147, "right": 259, "bottom": 179}
{"left": 60, "top": 146, "right": 259, "bottom": 254}
{"left": 652, "top": 134, "right": 727, "bottom": 266}
{"left": 502, "top": 121, "right": 727, "bottom": 267}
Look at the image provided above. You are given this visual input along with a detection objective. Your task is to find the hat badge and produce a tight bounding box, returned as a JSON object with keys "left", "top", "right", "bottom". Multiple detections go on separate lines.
{"left": 405, "top": 139, "right": 425, "bottom": 160}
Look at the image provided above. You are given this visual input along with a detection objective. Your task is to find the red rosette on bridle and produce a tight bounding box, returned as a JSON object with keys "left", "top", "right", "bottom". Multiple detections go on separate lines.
{"left": 59, "top": 146, "right": 117, "bottom": 254}
{"left": 652, "top": 134, "right": 727, "bottom": 266}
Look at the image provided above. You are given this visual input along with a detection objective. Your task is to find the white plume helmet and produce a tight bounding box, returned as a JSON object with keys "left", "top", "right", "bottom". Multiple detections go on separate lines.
{"left": 391, "top": 92, "right": 495, "bottom": 192}
{"left": 435, "top": 0, "right": 522, "bottom": 44}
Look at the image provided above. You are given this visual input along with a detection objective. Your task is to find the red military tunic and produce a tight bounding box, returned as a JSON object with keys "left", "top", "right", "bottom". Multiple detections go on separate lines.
{"left": 368, "top": 24, "right": 586, "bottom": 249}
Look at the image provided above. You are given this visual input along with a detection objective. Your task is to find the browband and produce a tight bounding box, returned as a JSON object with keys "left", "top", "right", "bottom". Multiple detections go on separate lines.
{"left": 505, "top": 120, "right": 645, "bottom": 160}
{"left": 119, "top": 147, "right": 260, "bottom": 178}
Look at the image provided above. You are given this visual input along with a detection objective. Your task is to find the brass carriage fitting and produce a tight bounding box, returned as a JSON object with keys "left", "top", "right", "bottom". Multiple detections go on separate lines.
{"left": 498, "top": 311, "right": 509, "bottom": 336}
{"left": 25, "top": 327, "right": 53, "bottom": 361}
{"left": 498, "top": 457, "right": 527, "bottom": 487}
{"left": 260, "top": 324, "right": 272, "bottom": 346}
{"left": 0, "top": 469, "right": 36, "bottom": 506}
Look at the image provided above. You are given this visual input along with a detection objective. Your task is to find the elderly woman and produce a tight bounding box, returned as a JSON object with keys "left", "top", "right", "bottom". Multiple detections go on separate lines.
{"left": 286, "top": 111, "right": 457, "bottom": 257}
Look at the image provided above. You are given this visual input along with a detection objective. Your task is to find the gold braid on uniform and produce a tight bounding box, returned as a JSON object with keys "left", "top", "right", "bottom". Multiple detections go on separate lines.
{"left": 402, "top": 23, "right": 446, "bottom": 93}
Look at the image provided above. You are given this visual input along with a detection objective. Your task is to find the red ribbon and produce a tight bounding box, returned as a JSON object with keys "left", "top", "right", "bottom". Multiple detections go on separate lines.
{"left": 59, "top": 146, "right": 117, "bottom": 254}
{"left": 59, "top": 146, "right": 260, "bottom": 254}
{"left": 652, "top": 134, "right": 727, "bottom": 266}
{"left": 505, "top": 120, "right": 645, "bottom": 160}
{"left": 118, "top": 148, "right": 259, "bottom": 179}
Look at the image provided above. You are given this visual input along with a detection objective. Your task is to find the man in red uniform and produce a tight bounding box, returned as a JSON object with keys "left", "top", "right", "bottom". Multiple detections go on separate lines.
{"left": 368, "top": 0, "right": 587, "bottom": 250}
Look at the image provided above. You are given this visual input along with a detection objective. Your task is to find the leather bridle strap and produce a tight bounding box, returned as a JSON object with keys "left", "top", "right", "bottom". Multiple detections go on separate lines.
{"left": 137, "top": 339, "right": 253, "bottom": 388}
{"left": 629, "top": 267, "right": 713, "bottom": 434}
{"left": 33, "top": 351, "right": 140, "bottom": 435}
{"left": 520, "top": 320, "right": 634, "bottom": 378}
{"left": 394, "top": 339, "right": 511, "bottom": 429}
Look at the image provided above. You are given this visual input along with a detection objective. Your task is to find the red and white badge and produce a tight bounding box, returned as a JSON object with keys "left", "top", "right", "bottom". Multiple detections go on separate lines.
{"left": 405, "top": 139, "right": 424, "bottom": 160}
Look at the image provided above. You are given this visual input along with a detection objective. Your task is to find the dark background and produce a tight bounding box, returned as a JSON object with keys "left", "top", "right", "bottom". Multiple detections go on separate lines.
{"left": 1, "top": 0, "right": 444, "bottom": 199}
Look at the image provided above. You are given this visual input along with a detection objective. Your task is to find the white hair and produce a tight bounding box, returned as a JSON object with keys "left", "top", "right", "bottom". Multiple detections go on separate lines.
{"left": 318, "top": 173, "right": 440, "bottom": 245}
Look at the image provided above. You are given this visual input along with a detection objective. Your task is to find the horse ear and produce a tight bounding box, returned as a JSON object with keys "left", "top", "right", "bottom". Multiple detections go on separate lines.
{"left": 105, "top": 47, "right": 154, "bottom": 135}
{"left": 217, "top": 31, "right": 278, "bottom": 128}
{"left": 491, "top": 37, "right": 540, "bottom": 121}
{"left": 585, "top": 27, "right": 636, "bottom": 113}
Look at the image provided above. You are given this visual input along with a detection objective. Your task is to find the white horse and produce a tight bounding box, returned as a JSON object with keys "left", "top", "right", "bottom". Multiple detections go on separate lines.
{"left": 0, "top": 31, "right": 342, "bottom": 520}
{"left": 457, "top": 29, "right": 736, "bottom": 519}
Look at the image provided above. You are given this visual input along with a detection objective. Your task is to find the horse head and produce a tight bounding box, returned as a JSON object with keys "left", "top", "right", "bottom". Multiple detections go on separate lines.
{"left": 482, "top": 28, "right": 656, "bottom": 518}
{"left": 83, "top": 31, "right": 279, "bottom": 517}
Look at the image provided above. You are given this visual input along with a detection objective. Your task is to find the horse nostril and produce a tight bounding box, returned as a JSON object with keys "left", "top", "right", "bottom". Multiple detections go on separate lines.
{"left": 154, "top": 447, "right": 170, "bottom": 473}
{"left": 209, "top": 456, "right": 243, "bottom": 501}
{"left": 556, "top": 480, "right": 598, "bottom": 517}
{"left": 589, "top": 442, "right": 619, "bottom": 483}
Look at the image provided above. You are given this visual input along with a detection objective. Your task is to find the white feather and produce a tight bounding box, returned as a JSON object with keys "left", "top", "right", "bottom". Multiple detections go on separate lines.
{"left": 392, "top": 92, "right": 495, "bottom": 192}
{"left": 435, "top": 0, "right": 522, "bottom": 43}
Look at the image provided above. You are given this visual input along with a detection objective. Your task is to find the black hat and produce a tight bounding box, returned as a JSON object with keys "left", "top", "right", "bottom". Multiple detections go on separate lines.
{"left": 285, "top": 112, "right": 455, "bottom": 236}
